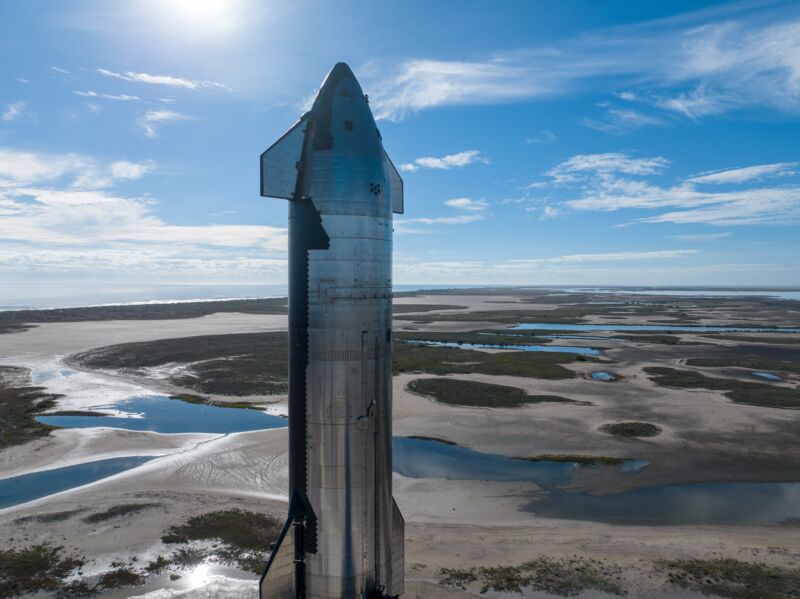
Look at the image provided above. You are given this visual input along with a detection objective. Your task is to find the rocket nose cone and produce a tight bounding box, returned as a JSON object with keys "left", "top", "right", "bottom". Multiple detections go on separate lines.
{"left": 315, "top": 62, "right": 357, "bottom": 101}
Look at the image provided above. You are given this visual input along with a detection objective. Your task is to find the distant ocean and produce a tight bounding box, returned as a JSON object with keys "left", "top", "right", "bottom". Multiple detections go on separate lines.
{"left": 0, "top": 283, "right": 469, "bottom": 311}
{"left": 0, "top": 283, "right": 798, "bottom": 311}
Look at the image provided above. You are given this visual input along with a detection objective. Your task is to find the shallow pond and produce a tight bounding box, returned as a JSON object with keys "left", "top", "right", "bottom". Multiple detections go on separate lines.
{"left": 392, "top": 437, "right": 643, "bottom": 487}
{"left": 0, "top": 457, "right": 155, "bottom": 509}
{"left": 512, "top": 323, "right": 800, "bottom": 333}
{"left": 37, "top": 395, "right": 286, "bottom": 434}
{"left": 405, "top": 339, "right": 601, "bottom": 356}
{"left": 591, "top": 371, "right": 616, "bottom": 381}
{"left": 528, "top": 480, "right": 800, "bottom": 525}
{"left": 751, "top": 371, "right": 783, "bottom": 382}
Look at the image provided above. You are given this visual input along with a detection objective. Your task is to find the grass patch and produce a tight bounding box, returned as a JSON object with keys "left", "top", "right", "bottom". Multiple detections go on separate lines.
{"left": 645, "top": 367, "right": 800, "bottom": 409}
{"left": 686, "top": 356, "right": 800, "bottom": 376}
{"left": 663, "top": 558, "right": 800, "bottom": 599}
{"left": 170, "top": 393, "right": 263, "bottom": 410}
{"left": 701, "top": 334, "right": 800, "bottom": 345}
{"left": 162, "top": 509, "right": 283, "bottom": 574}
{"left": 83, "top": 503, "right": 163, "bottom": 523}
{"left": 611, "top": 334, "right": 686, "bottom": 345}
{"left": 45, "top": 411, "right": 106, "bottom": 417}
{"left": 0, "top": 366, "right": 64, "bottom": 450}
{"left": 405, "top": 435, "right": 458, "bottom": 446}
{"left": 0, "top": 544, "right": 84, "bottom": 598}
{"left": 14, "top": 509, "right": 86, "bottom": 525}
{"left": 394, "top": 330, "right": 553, "bottom": 345}
{"left": 515, "top": 454, "right": 625, "bottom": 466}
{"left": 437, "top": 556, "right": 625, "bottom": 596}
{"left": 97, "top": 567, "right": 145, "bottom": 589}
{"left": 600, "top": 422, "right": 662, "bottom": 438}
{"left": 71, "top": 332, "right": 289, "bottom": 397}
{"left": 144, "top": 555, "right": 171, "bottom": 574}
{"left": 392, "top": 304, "right": 467, "bottom": 313}
{"left": 394, "top": 343, "right": 584, "bottom": 379}
{"left": 407, "top": 378, "right": 581, "bottom": 408}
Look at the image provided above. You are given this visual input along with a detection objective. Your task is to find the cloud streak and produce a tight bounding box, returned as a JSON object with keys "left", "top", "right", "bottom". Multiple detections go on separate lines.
{"left": 98, "top": 68, "right": 233, "bottom": 91}
{"left": 399, "top": 150, "right": 488, "bottom": 172}
{"left": 139, "top": 109, "right": 193, "bottom": 137}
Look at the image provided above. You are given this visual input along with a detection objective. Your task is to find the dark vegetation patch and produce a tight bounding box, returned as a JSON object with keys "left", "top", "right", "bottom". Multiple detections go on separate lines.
{"left": 405, "top": 435, "right": 458, "bottom": 446}
{"left": 13, "top": 509, "right": 86, "bottom": 525}
{"left": 161, "top": 509, "right": 282, "bottom": 574}
{"left": 514, "top": 454, "right": 625, "bottom": 466}
{"left": 394, "top": 343, "right": 587, "bottom": 379}
{"left": 686, "top": 355, "right": 800, "bottom": 376}
{"left": 407, "top": 378, "right": 582, "bottom": 408}
{"left": 611, "top": 334, "right": 687, "bottom": 344}
{"left": 663, "top": 558, "right": 800, "bottom": 599}
{"left": 394, "top": 302, "right": 701, "bottom": 325}
{"left": 96, "top": 567, "right": 145, "bottom": 589}
{"left": 645, "top": 367, "right": 800, "bottom": 409}
{"left": 701, "top": 334, "right": 800, "bottom": 345}
{"left": 0, "top": 543, "right": 84, "bottom": 598}
{"left": 170, "top": 393, "right": 263, "bottom": 410}
{"left": 83, "top": 503, "right": 163, "bottom": 523}
{"left": 599, "top": 422, "right": 662, "bottom": 438}
{"left": 70, "top": 332, "right": 289, "bottom": 396}
{"left": 0, "top": 366, "right": 63, "bottom": 449}
{"left": 437, "top": 556, "right": 625, "bottom": 596}
{"left": 394, "top": 330, "right": 553, "bottom": 345}
{"left": 392, "top": 304, "right": 468, "bottom": 313}
{"left": 0, "top": 298, "right": 287, "bottom": 332}
{"left": 45, "top": 411, "right": 107, "bottom": 417}
{"left": 144, "top": 555, "right": 170, "bottom": 575}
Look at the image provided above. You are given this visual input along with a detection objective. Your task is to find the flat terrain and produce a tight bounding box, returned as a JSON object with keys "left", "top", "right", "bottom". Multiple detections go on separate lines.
{"left": 1, "top": 289, "right": 799, "bottom": 598}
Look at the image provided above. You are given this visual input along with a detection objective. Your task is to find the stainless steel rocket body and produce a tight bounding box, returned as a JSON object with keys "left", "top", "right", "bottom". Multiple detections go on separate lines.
{"left": 260, "top": 64, "right": 404, "bottom": 599}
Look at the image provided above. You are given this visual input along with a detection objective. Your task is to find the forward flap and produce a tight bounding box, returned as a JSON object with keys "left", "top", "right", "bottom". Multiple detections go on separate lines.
{"left": 260, "top": 118, "right": 308, "bottom": 200}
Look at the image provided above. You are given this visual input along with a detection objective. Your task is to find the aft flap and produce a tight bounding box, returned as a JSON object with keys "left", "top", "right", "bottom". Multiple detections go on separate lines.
{"left": 389, "top": 497, "right": 405, "bottom": 597}
{"left": 261, "top": 118, "right": 308, "bottom": 200}
{"left": 259, "top": 516, "right": 295, "bottom": 599}
{"left": 384, "top": 150, "right": 404, "bottom": 214}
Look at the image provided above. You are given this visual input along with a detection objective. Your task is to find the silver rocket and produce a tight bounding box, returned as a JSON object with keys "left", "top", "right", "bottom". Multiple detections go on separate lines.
{"left": 259, "top": 63, "right": 404, "bottom": 599}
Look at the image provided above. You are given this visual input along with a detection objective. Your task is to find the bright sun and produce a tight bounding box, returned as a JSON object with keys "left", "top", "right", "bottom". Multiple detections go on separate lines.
{"left": 156, "top": 0, "right": 242, "bottom": 36}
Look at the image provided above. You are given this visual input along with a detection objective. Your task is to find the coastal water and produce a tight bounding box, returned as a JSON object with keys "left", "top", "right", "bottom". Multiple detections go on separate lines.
{"left": 37, "top": 395, "right": 285, "bottom": 434}
{"left": 751, "top": 371, "right": 783, "bottom": 381}
{"left": 405, "top": 339, "right": 601, "bottom": 356}
{"left": 591, "top": 372, "right": 616, "bottom": 381}
{"left": 512, "top": 323, "right": 800, "bottom": 333}
{"left": 0, "top": 457, "right": 155, "bottom": 509}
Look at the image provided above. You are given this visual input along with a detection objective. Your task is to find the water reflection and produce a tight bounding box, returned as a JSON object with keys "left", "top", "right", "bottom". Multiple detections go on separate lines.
{"left": 528, "top": 481, "right": 800, "bottom": 525}
{"left": 405, "top": 339, "right": 601, "bottom": 356}
{"left": 512, "top": 323, "right": 800, "bottom": 333}
{"left": 37, "top": 395, "right": 285, "bottom": 434}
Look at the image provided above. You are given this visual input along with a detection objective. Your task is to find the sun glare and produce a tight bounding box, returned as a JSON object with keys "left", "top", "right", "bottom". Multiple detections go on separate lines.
{"left": 155, "top": 0, "right": 242, "bottom": 36}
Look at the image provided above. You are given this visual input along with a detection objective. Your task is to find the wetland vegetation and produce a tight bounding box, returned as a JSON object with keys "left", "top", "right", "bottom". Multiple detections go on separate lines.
{"left": 645, "top": 367, "right": 800, "bottom": 408}
{"left": 407, "top": 377, "right": 581, "bottom": 407}
{"left": 599, "top": 422, "right": 662, "bottom": 438}
{"left": 0, "top": 366, "right": 63, "bottom": 450}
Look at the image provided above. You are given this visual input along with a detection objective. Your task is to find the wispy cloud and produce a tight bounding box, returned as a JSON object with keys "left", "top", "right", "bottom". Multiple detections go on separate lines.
{"left": 0, "top": 148, "right": 152, "bottom": 189}
{"left": 536, "top": 152, "right": 800, "bottom": 226}
{"left": 399, "top": 150, "right": 488, "bottom": 172}
{"left": 581, "top": 107, "right": 668, "bottom": 134}
{"left": 671, "top": 232, "right": 731, "bottom": 241}
{"left": 525, "top": 130, "right": 557, "bottom": 144}
{"left": 0, "top": 148, "right": 286, "bottom": 279}
{"left": 367, "top": 6, "right": 800, "bottom": 121}
{"left": 2, "top": 101, "right": 32, "bottom": 122}
{"left": 510, "top": 249, "right": 698, "bottom": 264}
{"left": 98, "top": 68, "right": 233, "bottom": 91}
{"left": 398, "top": 214, "right": 483, "bottom": 226}
{"left": 74, "top": 90, "right": 140, "bottom": 101}
{"left": 139, "top": 109, "right": 193, "bottom": 137}
{"left": 444, "top": 198, "right": 488, "bottom": 211}
{"left": 49, "top": 66, "right": 70, "bottom": 74}
{"left": 17, "top": 78, "right": 30, "bottom": 84}
{"left": 688, "top": 163, "right": 797, "bottom": 185}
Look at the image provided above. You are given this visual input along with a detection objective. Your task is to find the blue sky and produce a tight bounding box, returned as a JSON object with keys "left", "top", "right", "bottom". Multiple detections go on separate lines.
{"left": 1, "top": 0, "right": 798, "bottom": 288}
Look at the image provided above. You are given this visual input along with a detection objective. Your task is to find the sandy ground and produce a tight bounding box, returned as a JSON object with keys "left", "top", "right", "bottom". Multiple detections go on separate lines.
{"left": 1, "top": 297, "right": 799, "bottom": 597}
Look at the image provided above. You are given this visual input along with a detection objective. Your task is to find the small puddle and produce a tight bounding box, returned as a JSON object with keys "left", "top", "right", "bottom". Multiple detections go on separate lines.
{"left": 528, "top": 480, "right": 800, "bottom": 525}
{"left": 405, "top": 339, "right": 601, "bottom": 356}
{"left": 0, "top": 457, "right": 155, "bottom": 509}
{"left": 37, "top": 395, "right": 285, "bottom": 434}
{"left": 512, "top": 323, "right": 800, "bottom": 333}
{"left": 751, "top": 371, "right": 783, "bottom": 382}
{"left": 591, "top": 371, "right": 616, "bottom": 381}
